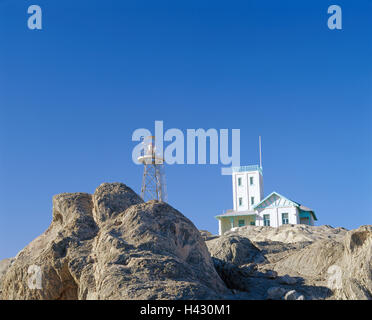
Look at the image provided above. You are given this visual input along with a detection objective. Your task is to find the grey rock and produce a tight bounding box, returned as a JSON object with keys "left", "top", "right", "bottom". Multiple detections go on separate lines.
{"left": 337, "top": 225, "right": 372, "bottom": 300}
{"left": 225, "top": 224, "right": 347, "bottom": 243}
{"left": 265, "top": 270, "right": 278, "bottom": 279}
{"left": 208, "top": 225, "right": 371, "bottom": 300}
{"left": 206, "top": 235, "right": 266, "bottom": 265}
{"left": 0, "top": 258, "right": 14, "bottom": 295}
{"left": 206, "top": 235, "right": 266, "bottom": 293}
{"left": 252, "top": 269, "right": 278, "bottom": 279}
{"left": 0, "top": 183, "right": 228, "bottom": 300}
{"left": 240, "top": 263, "right": 258, "bottom": 275}
{"left": 211, "top": 258, "right": 254, "bottom": 292}
{"left": 271, "top": 239, "right": 345, "bottom": 279}
{"left": 1, "top": 181, "right": 371, "bottom": 300}
{"left": 92, "top": 182, "right": 143, "bottom": 223}
{"left": 279, "top": 274, "right": 297, "bottom": 285}
{"left": 267, "top": 287, "right": 287, "bottom": 300}
{"left": 199, "top": 230, "right": 217, "bottom": 241}
{"left": 0, "top": 258, "right": 14, "bottom": 279}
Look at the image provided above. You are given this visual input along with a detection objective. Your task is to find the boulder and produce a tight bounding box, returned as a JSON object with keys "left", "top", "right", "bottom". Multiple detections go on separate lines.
{"left": 206, "top": 235, "right": 266, "bottom": 266}
{"left": 279, "top": 274, "right": 297, "bottom": 285}
{"left": 211, "top": 259, "right": 256, "bottom": 292}
{"left": 92, "top": 182, "right": 143, "bottom": 223}
{"left": 271, "top": 239, "right": 345, "bottom": 279}
{"left": 266, "top": 287, "right": 287, "bottom": 300}
{"left": 206, "top": 235, "right": 266, "bottom": 293}
{"left": 265, "top": 270, "right": 278, "bottom": 279}
{"left": 252, "top": 269, "right": 278, "bottom": 279}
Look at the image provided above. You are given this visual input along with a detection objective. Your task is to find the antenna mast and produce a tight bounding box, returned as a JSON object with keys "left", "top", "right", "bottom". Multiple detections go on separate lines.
{"left": 259, "top": 136, "right": 262, "bottom": 169}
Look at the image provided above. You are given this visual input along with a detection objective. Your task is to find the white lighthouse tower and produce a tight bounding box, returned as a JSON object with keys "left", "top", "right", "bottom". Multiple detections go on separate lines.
{"left": 232, "top": 136, "right": 263, "bottom": 211}
{"left": 232, "top": 165, "right": 264, "bottom": 212}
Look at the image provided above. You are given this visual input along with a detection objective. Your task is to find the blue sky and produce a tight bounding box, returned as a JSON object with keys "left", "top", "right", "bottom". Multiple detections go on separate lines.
{"left": 0, "top": 0, "right": 371, "bottom": 260}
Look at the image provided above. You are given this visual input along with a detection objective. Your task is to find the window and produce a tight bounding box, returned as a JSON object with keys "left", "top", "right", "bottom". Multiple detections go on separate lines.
{"left": 239, "top": 197, "right": 243, "bottom": 206}
{"left": 250, "top": 177, "right": 254, "bottom": 185}
{"left": 251, "top": 196, "right": 255, "bottom": 205}
{"left": 282, "top": 213, "right": 289, "bottom": 225}
{"left": 238, "top": 177, "right": 242, "bottom": 186}
{"left": 250, "top": 221, "right": 255, "bottom": 226}
{"left": 238, "top": 220, "right": 245, "bottom": 227}
{"left": 263, "top": 214, "right": 270, "bottom": 226}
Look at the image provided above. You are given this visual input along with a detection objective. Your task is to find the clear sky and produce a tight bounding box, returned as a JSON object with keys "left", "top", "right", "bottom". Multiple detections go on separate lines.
{"left": 0, "top": 0, "right": 371, "bottom": 260}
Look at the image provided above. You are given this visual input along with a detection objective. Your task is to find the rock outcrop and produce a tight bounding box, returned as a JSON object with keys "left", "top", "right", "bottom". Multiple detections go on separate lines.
{"left": 0, "top": 258, "right": 14, "bottom": 296}
{"left": 1, "top": 183, "right": 370, "bottom": 300}
{"left": 0, "top": 183, "right": 228, "bottom": 300}
{"left": 337, "top": 225, "right": 372, "bottom": 300}
{"left": 206, "top": 225, "right": 372, "bottom": 300}
{"left": 224, "top": 224, "right": 347, "bottom": 243}
{"left": 206, "top": 235, "right": 266, "bottom": 266}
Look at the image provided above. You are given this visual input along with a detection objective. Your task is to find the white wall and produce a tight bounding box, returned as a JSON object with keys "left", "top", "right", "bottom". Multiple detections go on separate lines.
{"left": 232, "top": 170, "right": 263, "bottom": 212}
{"left": 256, "top": 206, "right": 298, "bottom": 227}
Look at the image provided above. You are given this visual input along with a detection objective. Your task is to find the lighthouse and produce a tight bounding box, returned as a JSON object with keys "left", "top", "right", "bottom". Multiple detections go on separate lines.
{"left": 137, "top": 136, "right": 167, "bottom": 202}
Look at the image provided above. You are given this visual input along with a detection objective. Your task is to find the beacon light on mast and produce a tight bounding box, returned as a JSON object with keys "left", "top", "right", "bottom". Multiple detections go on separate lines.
{"left": 137, "top": 136, "right": 167, "bottom": 202}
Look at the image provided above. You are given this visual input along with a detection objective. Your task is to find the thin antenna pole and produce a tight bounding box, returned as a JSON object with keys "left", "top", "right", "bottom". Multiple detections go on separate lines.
{"left": 259, "top": 136, "right": 262, "bottom": 169}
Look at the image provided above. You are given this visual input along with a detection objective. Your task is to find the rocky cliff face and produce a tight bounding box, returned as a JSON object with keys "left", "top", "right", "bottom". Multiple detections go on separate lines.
{"left": 0, "top": 183, "right": 227, "bottom": 300}
{"left": 224, "top": 224, "right": 348, "bottom": 243}
{"left": 0, "top": 183, "right": 370, "bottom": 300}
{"left": 339, "top": 226, "right": 372, "bottom": 299}
{"left": 207, "top": 225, "right": 372, "bottom": 300}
